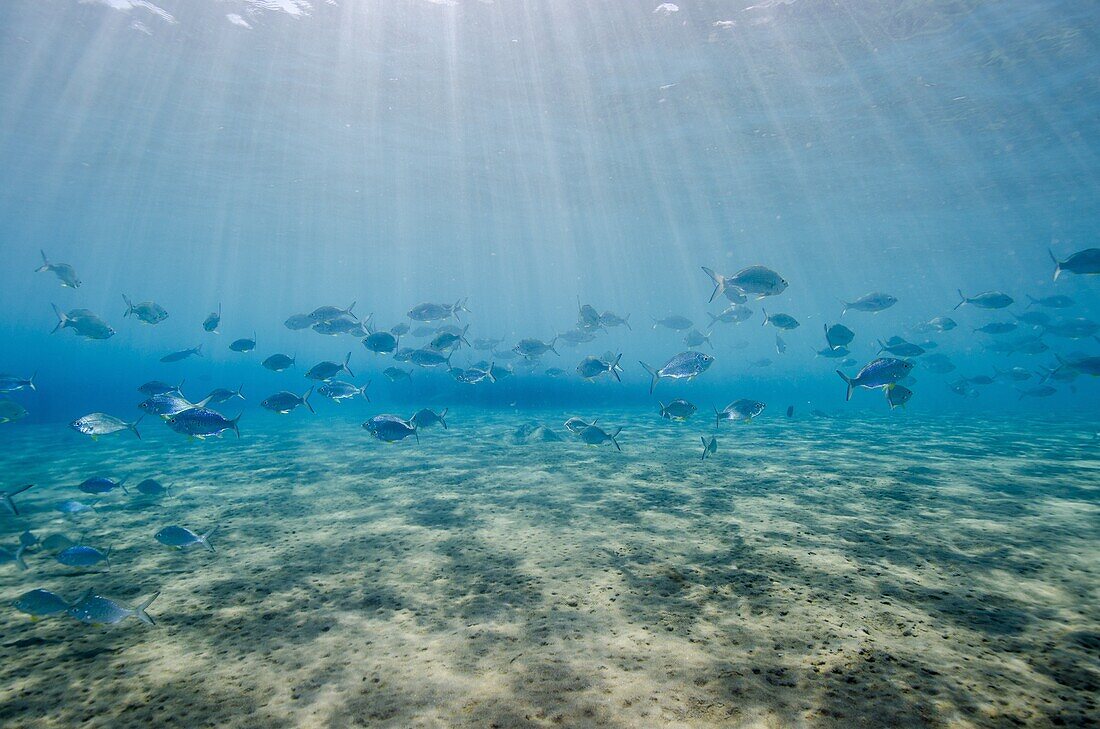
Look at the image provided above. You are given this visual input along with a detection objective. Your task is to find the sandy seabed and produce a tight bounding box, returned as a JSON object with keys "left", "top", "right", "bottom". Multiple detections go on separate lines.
{"left": 0, "top": 409, "right": 1097, "bottom": 728}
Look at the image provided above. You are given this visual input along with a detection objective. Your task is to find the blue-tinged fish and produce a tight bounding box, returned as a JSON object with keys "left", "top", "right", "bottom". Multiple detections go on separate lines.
{"left": 56, "top": 500, "right": 97, "bottom": 517}
{"left": 705, "top": 265, "right": 787, "bottom": 299}
{"left": 410, "top": 408, "right": 448, "bottom": 429}
{"left": 167, "top": 408, "right": 241, "bottom": 439}
{"left": 885, "top": 385, "right": 913, "bottom": 410}
{"left": 430, "top": 325, "right": 470, "bottom": 351}
{"left": 204, "top": 385, "right": 245, "bottom": 406}
{"left": 1050, "top": 247, "right": 1100, "bottom": 280}
{"left": 0, "top": 399, "right": 28, "bottom": 424}
{"left": 700, "top": 436, "right": 717, "bottom": 461}
{"left": 139, "top": 392, "right": 212, "bottom": 417}
{"left": 70, "top": 413, "right": 142, "bottom": 440}
{"left": 317, "top": 380, "right": 370, "bottom": 403}
{"left": 155, "top": 525, "right": 217, "bottom": 552}
{"left": 78, "top": 477, "right": 127, "bottom": 495}
{"left": 1026, "top": 294, "right": 1074, "bottom": 309}
{"left": 639, "top": 351, "right": 714, "bottom": 394}
{"left": 408, "top": 349, "right": 453, "bottom": 368}
{"left": 1, "top": 544, "right": 28, "bottom": 571}
{"left": 309, "top": 302, "right": 358, "bottom": 323}
{"left": 652, "top": 315, "right": 693, "bottom": 331}
{"left": 364, "top": 330, "right": 400, "bottom": 355}
{"left": 579, "top": 424, "right": 622, "bottom": 451}
{"left": 67, "top": 590, "right": 159, "bottom": 626}
{"left": 363, "top": 415, "right": 418, "bottom": 443}
{"left": 35, "top": 250, "right": 81, "bottom": 288}
{"left": 13, "top": 588, "right": 71, "bottom": 617}
{"left": 824, "top": 323, "right": 855, "bottom": 350}
{"left": 708, "top": 305, "right": 752, "bottom": 326}
{"left": 599, "top": 311, "right": 631, "bottom": 329}
{"left": 955, "top": 290, "right": 1013, "bottom": 310}
{"left": 139, "top": 379, "right": 184, "bottom": 397}
{"left": 160, "top": 345, "right": 203, "bottom": 363}
{"left": 762, "top": 309, "right": 799, "bottom": 330}
{"left": 1043, "top": 318, "right": 1098, "bottom": 339}
{"left": 0, "top": 372, "right": 36, "bottom": 394}
{"left": 841, "top": 292, "right": 896, "bottom": 314}
{"left": 261, "top": 389, "right": 314, "bottom": 414}
{"left": 57, "top": 545, "right": 110, "bottom": 570}
{"left": 714, "top": 399, "right": 765, "bottom": 427}
{"left": 51, "top": 305, "right": 115, "bottom": 340}
{"left": 564, "top": 417, "right": 596, "bottom": 435}
{"left": 263, "top": 353, "right": 296, "bottom": 371}
{"left": 1017, "top": 385, "right": 1057, "bottom": 399}
{"left": 305, "top": 353, "right": 353, "bottom": 381}
{"left": 659, "top": 399, "right": 696, "bottom": 421}
{"left": 577, "top": 354, "right": 623, "bottom": 382}
{"left": 122, "top": 295, "right": 168, "bottom": 325}
{"left": 408, "top": 300, "right": 469, "bottom": 322}
{"left": 836, "top": 358, "right": 914, "bottom": 401}
{"left": 229, "top": 333, "right": 256, "bottom": 352}
{"left": 877, "top": 339, "right": 925, "bottom": 357}
{"left": 285, "top": 313, "right": 314, "bottom": 330}
{"left": 974, "top": 322, "right": 1017, "bottom": 335}
{"left": 1, "top": 483, "right": 34, "bottom": 516}
{"left": 383, "top": 367, "right": 412, "bottom": 382}
{"left": 814, "top": 345, "right": 851, "bottom": 359}
{"left": 513, "top": 338, "right": 559, "bottom": 358}
{"left": 202, "top": 304, "right": 221, "bottom": 333}
{"left": 136, "top": 479, "right": 171, "bottom": 497}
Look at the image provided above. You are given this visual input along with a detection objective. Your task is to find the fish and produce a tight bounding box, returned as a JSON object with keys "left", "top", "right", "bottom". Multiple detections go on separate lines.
{"left": 658, "top": 399, "right": 696, "bottom": 421}
{"left": 407, "top": 300, "right": 470, "bottom": 322}
{"left": 56, "top": 500, "right": 97, "bottom": 516}
{"left": 1043, "top": 318, "right": 1099, "bottom": 339}
{"left": 955, "top": 290, "right": 1013, "bottom": 310}
{"left": 363, "top": 414, "right": 419, "bottom": 443}
{"left": 701, "top": 267, "right": 733, "bottom": 303}
{"left": 13, "top": 588, "right": 72, "bottom": 617}
{"left": 885, "top": 384, "right": 913, "bottom": 410}
{"left": 139, "top": 380, "right": 184, "bottom": 396}
{"left": 451, "top": 366, "right": 496, "bottom": 385}
{"left": 0, "top": 400, "right": 28, "bottom": 424}
{"left": 410, "top": 408, "right": 448, "bottom": 429}
{"left": 390, "top": 323, "right": 410, "bottom": 336}
{"left": 1, "top": 484, "right": 35, "bottom": 516}
{"left": 915, "top": 316, "right": 957, "bottom": 333}
{"left": 317, "top": 380, "right": 371, "bottom": 403}
{"left": 430, "top": 325, "right": 470, "bottom": 351}
{"left": 78, "top": 477, "right": 127, "bottom": 495}
{"left": 1017, "top": 385, "right": 1057, "bottom": 399}
{"left": 599, "top": 311, "right": 631, "bottom": 329}
{"left": 67, "top": 590, "right": 159, "bottom": 625}
{"left": 1049, "top": 354, "right": 1100, "bottom": 378}
{"left": 56, "top": 545, "right": 111, "bottom": 569}
{"left": 19, "top": 531, "right": 38, "bottom": 549}
{"left": 383, "top": 367, "right": 412, "bottom": 382}
{"left": 577, "top": 301, "right": 602, "bottom": 330}
{"left": 824, "top": 323, "right": 855, "bottom": 350}
{"left": 841, "top": 292, "right": 897, "bottom": 314}
{"left": 966, "top": 375, "right": 995, "bottom": 386}
{"left": 139, "top": 392, "right": 211, "bottom": 417}
{"left": 639, "top": 352, "right": 714, "bottom": 394}
{"left": 992, "top": 366, "right": 1032, "bottom": 383}
{"left": 70, "top": 413, "right": 142, "bottom": 440}
{"left": 261, "top": 389, "right": 314, "bottom": 414}
{"left": 363, "top": 330, "right": 400, "bottom": 354}
{"left": 229, "top": 333, "right": 257, "bottom": 352}
{"left": 1, "top": 545, "right": 28, "bottom": 571}
{"left": 576, "top": 354, "right": 624, "bottom": 382}
{"left": 284, "top": 314, "right": 314, "bottom": 330}
{"left": 305, "top": 353, "right": 353, "bottom": 381}
{"left": 762, "top": 309, "right": 799, "bottom": 330}
{"left": 1015, "top": 311, "right": 1051, "bottom": 326}
{"left": 683, "top": 329, "right": 712, "bottom": 348}
{"left": 877, "top": 339, "right": 925, "bottom": 357}
{"left": 775, "top": 334, "right": 787, "bottom": 354}
{"left": 513, "top": 338, "right": 559, "bottom": 358}
{"left": 708, "top": 305, "right": 753, "bottom": 326}
{"left": 700, "top": 436, "right": 717, "bottom": 461}
{"left": 724, "top": 265, "right": 788, "bottom": 298}
{"left": 786, "top": 405, "right": 794, "bottom": 418}
{"left": 1026, "top": 294, "right": 1074, "bottom": 309}
{"left": 836, "top": 358, "right": 914, "bottom": 401}
{"left": 652, "top": 315, "right": 693, "bottom": 331}
{"left": 262, "top": 353, "right": 296, "bottom": 371}
{"left": 166, "top": 408, "right": 241, "bottom": 439}
{"left": 408, "top": 348, "right": 453, "bottom": 368}
{"left": 122, "top": 295, "right": 168, "bottom": 325}
{"left": 814, "top": 346, "right": 851, "bottom": 359}
{"left": 0, "top": 372, "right": 36, "bottom": 394}
{"left": 472, "top": 337, "right": 504, "bottom": 351}
{"left": 51, "top": 305, "right": 115, "bottom": 340}
{"left": 160, "top": 345, "right": 203, "bottom": 363}
{"left": 35, "top": 250, "right": 80, "bottom": 288}
{"left": 579, "top": 424, "right": 622, "bottom": 451}
{"left": 974, "top": 322, "right": 1018, "bottom": 335}
{"left": 204, "top": 385, "right": 245, "bottom": 406}
{"left": 558, "top": 328, "right": 596, "bottom": 345}
{"left": 313, "top": 317, "right": 366, "bottom": 337}
{"left": 155, "top": 525, "right": 218, "bottom": 552}
{"left": 714, "top": 399, "right": 765, "bottom": 427}
{"left": 136, "top": 479, "right": 171, "bottom": 497}
{"left": 308, "top": 302, "right": 358, "bottom": 323}
{"left": 1050, "top": 247, "right": 1100, "bottom": 280}
{"left": 202, "top": 304, "right": 221, "bottom": 333}
{"left": 563, "top": 417, "right": 596, "bottom": 435}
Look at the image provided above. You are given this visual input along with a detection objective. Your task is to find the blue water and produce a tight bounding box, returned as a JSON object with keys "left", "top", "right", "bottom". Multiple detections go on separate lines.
{"left": 0, "top": 2, "right": 1098, "bottom": 727}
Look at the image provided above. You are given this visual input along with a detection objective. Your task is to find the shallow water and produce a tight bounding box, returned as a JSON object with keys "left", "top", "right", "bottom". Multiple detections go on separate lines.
{"left": 1, "top": 411, "right": 1096, "bottom": 727}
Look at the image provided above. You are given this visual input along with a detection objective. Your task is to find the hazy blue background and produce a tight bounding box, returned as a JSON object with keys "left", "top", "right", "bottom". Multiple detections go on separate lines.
{"left": 0, "top": 0, "right": 1097, "bottom": 423}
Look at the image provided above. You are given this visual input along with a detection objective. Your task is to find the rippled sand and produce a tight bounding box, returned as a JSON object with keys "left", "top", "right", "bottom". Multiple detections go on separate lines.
{"left": 0, "top": 410, "right": 1097, "bottom": 728}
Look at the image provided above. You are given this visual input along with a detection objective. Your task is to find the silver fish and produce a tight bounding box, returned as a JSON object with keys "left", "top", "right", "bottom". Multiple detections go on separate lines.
{"left": 67, "top": 590, "right": 159, "bottom": 625}
{"left": 51, "top": 305, "right": 115, "bottom": 340}
{"left": 715, "top": 399, "right": 765, "bottom": 427}
{"left": 824, "top": 323, "right": 855, "bottom": 350}
{"left": 78, "top": 477, "right": 127, "bottom": 495}
{"left": 659, "top": 399, "right": 696, "bottom": 421}
{"left": 652, "top": 315, "right": 693, "bottom": 331}
{"left": 841, "top": 292, "right": 897, "bottom": 314}
{"left": 762, "top": 309, "right": 799, "bottom": 330}
{"left": 363, "top": 414, "right": 418, "bottom": 443}
{"left": 13, "top": 588, "right": 71, "bottom": 617}
{"left": 139, "top": 380, "right": 183, "bottom": 396}
{"left": 955, "top": 290, "right": 1013, "bottom": 310}
{"left": 155, "top": 525, "right": 217, "bottom": 552}
{"left": 639, "top": 352, "right": 714, "bottom": 394}
{"left": 284, "top": 314, "right": 314, "bottom": 330}
{"left": 885, "top": 385, "right": 913, "bottom": 410}
{"left": 576, "top": 354, "right": 623, "bottom": 381}
{"left": 166, "top": 408, "right": 241, "bottom": 439}
{"left": 564, "top": 417, "right": 596, "bottom": 435}
{"left": 70, "top": 413, "right": 142, "bottom": 440}
{"left": 579, "top": 425, "right": 622, "bottom": 451}
{"left": 262, "top": 353, "right": 296, "bottom": 371}
{"left": 410, "top": 408, "right": 448, "bottom": 429}
{"left": 708, "top": 305, "right": 752, "bottom": 326}
{"left": 513, "top": 338, "right": 559, "bottom": 358}
{"left": 305, "top": 353, "right": 353, "bottom": 381}
{"left": 261, "top": 389, "right": 315, "bottom": 414}
{"left": 35, "top": 250, "right": 80, "bottom": 288}
{"left": 308, "top": 302, "right": 358, "bottom": 323}
{"left": 56, "top": 544, "right": 110, "bottom": 569}
{"left": 122, "top": 295, "right": 168, "bottom": 325}
{"left": 837, "top": 358, "right": 914, "bottom": 401}
{"left": 204, "top": 385, "right": 245, "bottom": 406}
{"left": 317, "top": 380, "right": 370, "bottom": 403}
{"left": 0, "top": 373, "right": 36, "bottom": 394}
{"left": 160, "top": 345, "right": 203, "bottom": 363}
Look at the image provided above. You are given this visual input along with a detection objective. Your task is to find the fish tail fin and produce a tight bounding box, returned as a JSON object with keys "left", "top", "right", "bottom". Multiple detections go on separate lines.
{"left": 303, "top": 387, "right": 315, "bottom": 414}
{"left": 659, "top": 402, "right": 667, "bottom": 418}
{"left": 175, "top": 379, "right": 186, "bottom": 393}
{"left": 701, "top": 437, "right": 708, "bottom": 461}
{"left": 105, "top": 546, "right": 112, "bottom": 572}
{"left": 610, "top": 427, "right": 622, "bottom": 452}
{"left": 701, "top": 266, "right": 723, "bottom": 303}
{"left": 623, "top": 314, "right": 631, "bottom": 331}
{"left": 713, "top": 406, "right": 721, "bottom": 431}
{"left": 953, "top": 290, "right": 967, "bottom": 311}
{"left": 14, "top": 545, "right": 27, "bottom": 571}
{"left": 194, "top": 394, "right": 215, "bottom": 409}
{"left": 639, "top": 361, "right": 659, "bottom": 394}
{"left": 230, "top": 413, "right": 242, "bottom": 438}
{"left": 439, "top": 408, "right": 448, "bottom": 429}
{"left": 343, "top": 351, "right": 354, "bottom": 377}
{"left": 549, "top": 336, "right": 559, "bottom": 356}
{"left": 35, "top": 250, "right": 50, "bottom": 272}
{"left": 708, "top": 312, "right": 719, "bottom": 328}
{"left": 118, "top": 479, "right": 129, "bottom": 495}
{"left": 2, "top": 494, "right": 16, "bottom": 516}
{"left": 837, "top": 299, "right": 849, "bottom": 316}
{"left": 1016, "top": 388, "right": 1026, "bottom": 401}
{"left": 194, "top": 344, "right": 204, "bottom": 358}
{"left": 129, "top": 416, "right": 143, "bottom": 439}
{"left": 876, "top": 339, "right": 887, "bottom": 354}
{"left": 135, "top": 592, "right": 160, "bottom": 626}
{"left": 836, "top": 370, "right": 855, "bottom": 401}
{"left": 51, "top": 303, "right": 67, "bottom": 334}
{"left": 487, "top": 362, "right": 497, "bottom": 383}
{"left": 360, "top": 380, "right": 371, "bottom": 403}
{"left": 1049, "top": 249, "right": 1061, "bottom": 281}
{"left": 201, "top": 525, "right": 219, "bottom": 552}
{"left": 122, "top": 294, "right": 133, "bottom": 317}
{"left": 26, "top": 371, "right": 37, "bottom": 391}
{"left": 761, "top": 308, "right": 769, "bottom": 327}
{"left": 611, "top": 353, "right": 623, "bottom": 382}
{"left": 1026, "top": 294, "right": 1038, "bottom": 308}
{"left": 346, "top": 301, "right": 357, "bottom": 319}
{"left": 235, "top": 384, "right": 245, "bottom": 401}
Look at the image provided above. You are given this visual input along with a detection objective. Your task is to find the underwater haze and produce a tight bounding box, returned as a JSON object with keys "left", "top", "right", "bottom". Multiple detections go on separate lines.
{"left": 1, "top": 1, "right": 1098, "bottom": 728}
